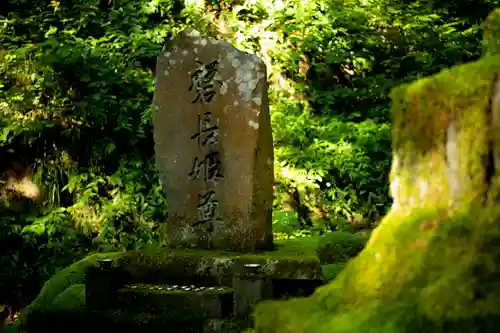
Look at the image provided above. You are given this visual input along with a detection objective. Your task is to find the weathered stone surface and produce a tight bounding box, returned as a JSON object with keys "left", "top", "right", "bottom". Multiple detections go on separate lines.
{"left": 232, "top": 264, "right": 273, "bottom": 319}
{"left": 152, "top": 28, "right": 274, "bottom": 252}
{"left": 115, "top": 247, "right": 323, "bottom": 282}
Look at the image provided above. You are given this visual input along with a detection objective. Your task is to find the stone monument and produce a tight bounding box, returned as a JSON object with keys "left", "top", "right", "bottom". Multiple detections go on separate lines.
{"left": 83, "top": 30, "right": 324, "bottom": 333}
{"left": 152, "top": 28, "right": 274, "bottom": 252}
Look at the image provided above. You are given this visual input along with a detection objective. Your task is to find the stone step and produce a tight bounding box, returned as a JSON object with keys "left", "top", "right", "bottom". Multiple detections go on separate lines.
{"left": 116, "top": 283, "right": 234, "bottom": 319}
{"left": 91, "top": 309, "right": 204, "bottom": 333}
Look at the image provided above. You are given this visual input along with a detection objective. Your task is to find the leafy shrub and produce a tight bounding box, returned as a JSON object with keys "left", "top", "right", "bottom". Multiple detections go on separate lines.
{"left": 0, "top": 0, "right": 182, "bottom": 308}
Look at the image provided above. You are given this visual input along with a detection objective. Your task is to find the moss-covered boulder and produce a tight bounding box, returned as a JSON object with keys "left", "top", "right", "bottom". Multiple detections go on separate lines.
{"left": 249, "top": 10, "right": 500, "bottom": 333}
{"left": 19, "top": 252, "right": 121, "bottom": 331}
{"left": 316, "top": 231, "right": 369, "bottom": 264}
{"left": 50, "top": 284, "right": 86, "bottom": 313}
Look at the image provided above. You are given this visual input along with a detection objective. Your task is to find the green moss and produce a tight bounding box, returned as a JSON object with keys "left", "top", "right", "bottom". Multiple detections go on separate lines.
{"left": 482, "top": 9, "right": 500, "bottom": 56}
{"left": 389, "top": 54, "right": 500, "bottom": 209}
{"left": 19, "top": 252, "right": 121, "bottom": 327}
{"left": 252, "top": 207, "right": 500, "bottom": 333}
{"left": 19, "top": 236, "right": 323, "bottom": 330}
{"left": 50, "top": 284, "right": 86, "bottom": 314}
{"left": 321, "top": 263, "right": 346, "bottom": 282}
{"left": 316, "top": 231, "right": 369, "bottom": 264}
{"left": 133, "top": 236, "right": 319, "bottom": 261}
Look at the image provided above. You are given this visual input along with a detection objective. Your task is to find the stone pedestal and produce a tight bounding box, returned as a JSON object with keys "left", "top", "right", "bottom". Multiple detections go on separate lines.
{"left": 232, "top": 263, "right": 273, "bottom": 319}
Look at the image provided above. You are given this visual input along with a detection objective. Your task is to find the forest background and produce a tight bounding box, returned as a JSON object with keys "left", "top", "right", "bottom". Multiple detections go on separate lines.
{"left": 0, "top": 0, "right": 497, "bottom": 314}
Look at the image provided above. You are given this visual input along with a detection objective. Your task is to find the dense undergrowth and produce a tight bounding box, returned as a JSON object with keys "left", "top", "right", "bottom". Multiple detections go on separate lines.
{"left": 0, "top": 0, "right": 497, "bottom": 311}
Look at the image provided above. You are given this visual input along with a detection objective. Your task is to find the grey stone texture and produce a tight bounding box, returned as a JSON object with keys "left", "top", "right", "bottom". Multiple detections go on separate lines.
{"left": 152, "top": 28, "right": 274, "bottom": 252}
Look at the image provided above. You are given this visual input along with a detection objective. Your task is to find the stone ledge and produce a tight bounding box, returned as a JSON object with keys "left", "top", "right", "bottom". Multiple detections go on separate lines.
{"left": 114, "top": 238, "right": 323, "bottom": 283}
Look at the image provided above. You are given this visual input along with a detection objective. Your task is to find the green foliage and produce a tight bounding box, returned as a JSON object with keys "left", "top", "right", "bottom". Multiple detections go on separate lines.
{"left": 272, "top": 99, "right": 392, "bottom": 224}
{"left": 0, "top": 0, "right": 496, "bottom": 315}
{"left": 0, "top": 0, "right": 178, "bottom": 308}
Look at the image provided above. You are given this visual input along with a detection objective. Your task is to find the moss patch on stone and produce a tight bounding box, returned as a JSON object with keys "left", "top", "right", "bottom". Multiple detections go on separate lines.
{"left": 252, "top": 207, "right": 500, "bottom": 333}
{"left": 483, "top": 8, "right": 500, "bottom": 56}
{"left": 389, "top": 55, "right": 500, "bottom": 211}
{"left": 134, "top": 236, "right": 320, "bottom": 261}
{"left": 19, "top": 252, "right": 121, "bottom": 329}
{"left": 116, "top": 236, "right": 323, "bottom": 282}
{"left": 50, "top": 284, "right": 86, "bottom": 314}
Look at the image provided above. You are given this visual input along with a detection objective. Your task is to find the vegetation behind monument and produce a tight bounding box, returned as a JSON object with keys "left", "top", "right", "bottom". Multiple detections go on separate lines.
{"left": 0, "top": 0, "right": 498, "bottom": 313}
